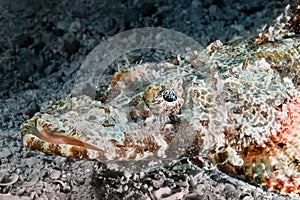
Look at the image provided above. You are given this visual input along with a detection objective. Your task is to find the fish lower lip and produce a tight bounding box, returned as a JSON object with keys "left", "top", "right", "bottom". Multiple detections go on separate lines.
{"left": 34, "top": 127, "right": 104, "bottom": 152}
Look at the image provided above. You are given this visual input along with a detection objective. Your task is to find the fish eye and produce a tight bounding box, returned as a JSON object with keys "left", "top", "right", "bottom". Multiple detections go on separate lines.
{"left": 162, "top": 89, "right": 177, "bottom": 102}
{"left": 143, "top": 81, "right": 184, "bottom": 116}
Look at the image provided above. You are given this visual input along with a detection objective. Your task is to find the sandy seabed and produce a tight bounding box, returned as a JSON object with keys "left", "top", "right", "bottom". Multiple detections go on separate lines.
{"left": 0, "top": 0, "right": 297, "bottom": 199}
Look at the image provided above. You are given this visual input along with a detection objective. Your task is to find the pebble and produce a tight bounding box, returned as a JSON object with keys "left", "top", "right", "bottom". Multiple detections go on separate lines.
{"left": 123, "top": 185, "right": 128, "bottom": 192}
{"left": 152, "top": 187, "right": 172, "bottom": 199}
{"left": 123, "top": 170, "right": 132, "bottom": 179}
{"left": 53, "top": 180, "right": 71, "bottom": 192}
{"left": 142, "top": 183, "right": 148, "bottom": 190}
{"left": 0, "top": 148, "right": 12, "bottom": 158}
{"left": 50, "top": 170, "right": 61, "bottom": 180}
{"left": 241, "top": 196, "right": 254, "bottom": 200}
{"left": 160, "top": 188, "right": 186, "bottom": 200}
{"left": 194, "top": 184, "right": 206, "bottom": 194}
{"left": 16, "top": 187, "right": 26, "bottom": 196}
{"left": 152, "top": 178, "right": 164, "bottom": 189}
{"left": 224, "top": 183, "right": 236, "bottom": 192}
{"left": 139, "top": 171, "right": 145, "bottom": 179}
{"left": 68, "top": 21, "right": 82, "bottom": 34}
{"left": 175, "top": 180, "right": 189, "bottom": 187}
{"left": 0, "top": 173, "right": 19, "bottom": 186}
{"left": 56, "top": 20, "right": 69, "bottom": 31}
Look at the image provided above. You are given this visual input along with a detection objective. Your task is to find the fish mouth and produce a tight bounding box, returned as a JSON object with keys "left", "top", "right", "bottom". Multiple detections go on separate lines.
{"left": 21, "top": 124, "right": 109, "bottom": 161}
{"left": 33, "top": 127, "right": 104, "bottom": 152}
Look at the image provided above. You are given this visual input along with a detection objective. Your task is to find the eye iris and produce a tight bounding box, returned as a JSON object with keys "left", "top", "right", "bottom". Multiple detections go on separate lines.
{"left": 162, "top": 89, "right": 177, "bottom": 102}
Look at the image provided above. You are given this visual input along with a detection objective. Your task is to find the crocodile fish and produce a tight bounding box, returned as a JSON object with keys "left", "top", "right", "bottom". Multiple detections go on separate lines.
{"left": 21, "top": 1, "right": 300, "bottom": 195}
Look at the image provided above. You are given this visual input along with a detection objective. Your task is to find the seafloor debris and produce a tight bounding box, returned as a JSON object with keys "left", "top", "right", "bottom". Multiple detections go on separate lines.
{"left": 21, "top": 2, "right": 300, "bottom": 195}
{"left": 0, "top": 173, "right": 19, "bottom": 187}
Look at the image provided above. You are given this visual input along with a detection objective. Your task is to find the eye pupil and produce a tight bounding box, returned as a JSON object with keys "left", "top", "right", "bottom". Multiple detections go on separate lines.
{"left": 162, "top": 89, "right": 177, "bottom": 102}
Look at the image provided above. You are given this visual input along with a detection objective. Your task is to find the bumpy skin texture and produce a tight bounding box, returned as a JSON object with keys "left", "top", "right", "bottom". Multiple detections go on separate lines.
{"left": 21, "top": 3, "right": 300, "bottom": 195}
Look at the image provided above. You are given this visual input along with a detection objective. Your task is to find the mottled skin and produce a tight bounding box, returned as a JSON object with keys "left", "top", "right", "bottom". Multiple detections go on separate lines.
{"left": 21, "top": 2, "right": 300, "bottom": 195}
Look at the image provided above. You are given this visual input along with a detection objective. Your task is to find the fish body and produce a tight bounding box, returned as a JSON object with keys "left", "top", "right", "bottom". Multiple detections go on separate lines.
{"left": 21, "top": 2, "right": 300, "bottom": 195}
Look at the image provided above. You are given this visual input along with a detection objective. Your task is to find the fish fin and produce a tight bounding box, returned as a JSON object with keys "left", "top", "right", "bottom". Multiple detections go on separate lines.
{"left": 255, "top": 2, "right": 300, "bottom": 45}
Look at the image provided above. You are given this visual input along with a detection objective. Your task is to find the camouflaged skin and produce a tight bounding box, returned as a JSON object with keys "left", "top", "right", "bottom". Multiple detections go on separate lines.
{"left": 21, "top": 2, "right": 300, "bottom": 195}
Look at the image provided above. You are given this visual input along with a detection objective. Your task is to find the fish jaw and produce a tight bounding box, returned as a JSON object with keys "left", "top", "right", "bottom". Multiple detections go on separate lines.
{"left": 22, "top": 128, "right": 102, "bottom": 160}
{"left": 20, "top": 97, "right": 111, "bottom": 160}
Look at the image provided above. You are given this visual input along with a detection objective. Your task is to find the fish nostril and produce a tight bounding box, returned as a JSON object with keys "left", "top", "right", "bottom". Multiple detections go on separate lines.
{"left": 162, "top": 89, "right": 177, "bottom": 102}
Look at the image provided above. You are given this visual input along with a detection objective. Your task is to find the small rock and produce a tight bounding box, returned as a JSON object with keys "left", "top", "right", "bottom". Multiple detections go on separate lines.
{"left": 123, "top": 170, "right": 132, "bottom": 179}
{"left": 152, "top": 187, "right": 172, "bottom": 200}
{"left": 160, "top": 187, "right": 186, "bottom": 200}
{"left": 139, "top": 171, "right": 145, "bottom": 179}
{"left": 0, "top": 173, "right": 19, "bottom": 186}
{"left": 241, "top": 196, "right": 254, "bottom": 200}
{"left": 239, "top": 193, "right": 253, "bottom": 200}
{"left": 56, "top": 20, "right": 69, "bottom": 31}
{"left": 0, "top": 148, "right": 12, "bottom": 158}
{"left": 69, "top": 21, "right": 82, "bottom": 34}
{"left": 123, "top": 185, "right": 128, "bottom": 192}
{"left": 142, "top": 184, "right": 148, "bottom": 190}
{"left": 152, "top": 178, "right": 164, "bottom": 189}
{"left": 194, "top": 184, "right": 206, "bottom": 194}
{"left": 16, "top": 187, "right": 26, "bottom": 196}
{"left": 224, "top": 183, "right": 236, "bottom": 192}
{"left": 176, "top": 180, "right": 189, "bottom": 187}
{"left": 50, "top": 170, "right": 61, "bottom": 180}
{"left": 53, "top": 180, "right": 71, "bottom": 192}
